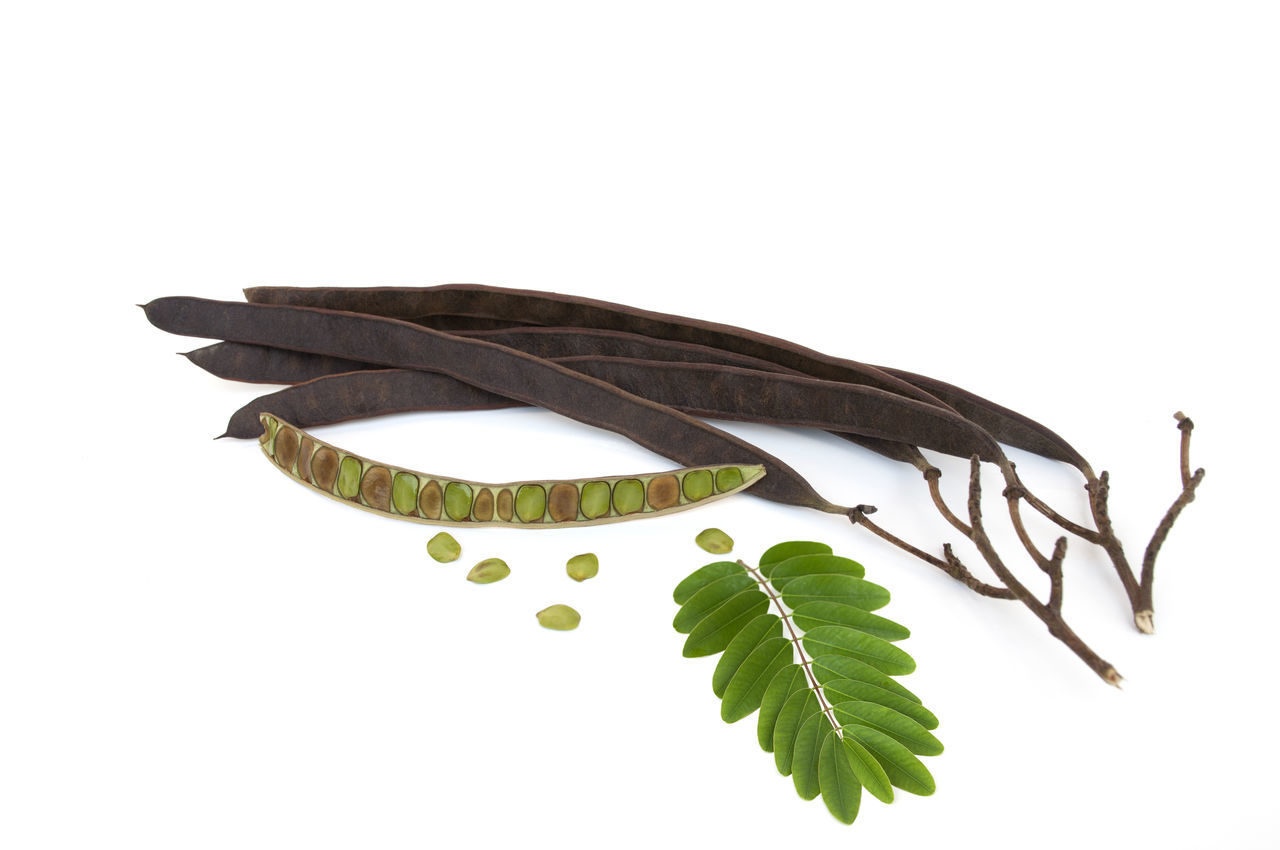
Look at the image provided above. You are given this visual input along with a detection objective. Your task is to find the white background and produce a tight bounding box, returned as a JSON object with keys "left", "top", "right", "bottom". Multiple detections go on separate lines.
{"left": 2, "top": 2, "right": 1277, "bottom": 848}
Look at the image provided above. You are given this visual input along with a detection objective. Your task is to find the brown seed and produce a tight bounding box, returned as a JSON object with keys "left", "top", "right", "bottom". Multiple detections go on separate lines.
{"left": 361, "top": 465, "right": 392, "bottom": 511}
{"left": 473, "top": 487, "right": 495, "bottom": 522}
{"left": 548, "top": 483, "right": 580, "bottom": 522}
{"left": 311, "top": 446, "right": 339, "bottom": 491}
{"left": 419, "top": 479, "right": 443, "bottom": 519}
{"left": 496, "top": 488, "right": 514, "bottom": 521}
{"left": 297, "top": 436, "right": 315, "bottom": 483}
{"left": 274, "top": 426, "right": 300, "bottom": 470}
{"left": 647, "top": 474, "right": 680, "bottom": 510}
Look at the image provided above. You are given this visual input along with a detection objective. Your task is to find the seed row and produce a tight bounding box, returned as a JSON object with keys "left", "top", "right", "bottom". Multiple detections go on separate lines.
{"left": 261, "top": 414, "right": 765, "bottom": 527}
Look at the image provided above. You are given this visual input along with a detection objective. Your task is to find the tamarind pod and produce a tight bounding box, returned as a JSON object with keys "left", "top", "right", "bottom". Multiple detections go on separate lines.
{"left": 143, "top": 296, "right": 848, "bottom": 515}
{"left": 219, "top": 358, "right": 1002, "bottom": 466}
{"left": 182, "top": 326, "right": 809, "bottom": 386}
{"left": 218, "top": 369, "right": 521, "bottom": 438}
{"left": 241, "top": 285, "right": 953, "bottom": 408}
{"left": 188, "top": 338, "right": 936, "bottom": 468}
{"left": 243, "top": 284, "right": 1088, "bottom": 471}
{"left": 259, "top": 414, "right": 766, "bottom": 527}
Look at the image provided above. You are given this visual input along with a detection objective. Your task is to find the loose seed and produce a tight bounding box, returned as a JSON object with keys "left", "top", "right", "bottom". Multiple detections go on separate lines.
{"left": 467, "top": 558, "right": 510, "bottom": 584}
{"left": 536, "top": 604, "right": 581, "bottom": 630}
{"left": 566, "top": 553, "right": 599, "bottom": 582}
{"left": 427, "top": 532, "right": 460, "bottom": 562}
{"left": 696, "top": 528, "right": 734, "bottom": 554}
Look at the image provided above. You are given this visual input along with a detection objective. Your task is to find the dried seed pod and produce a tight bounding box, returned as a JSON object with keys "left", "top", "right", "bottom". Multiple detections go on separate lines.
{"left": 427, "top": 532, "right": 461, "bottom": 563}
{"left": 696, "top": 528, "right": 734, "bottom": 554}
{"left": 254, "top": 414, "right": 767, "bottom": 528}
{"left": 467, "top": 558, "right": 510, "bottom": 584}
{"left": 566, "top": 553, "right": 599, "bottom": 582}
{"left": 537, "top": 604, "right": 581, "bottom": 631}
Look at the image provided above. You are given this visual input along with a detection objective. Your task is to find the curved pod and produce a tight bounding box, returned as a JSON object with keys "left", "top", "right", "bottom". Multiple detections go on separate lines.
{"left": 259, "top": 414, "right": 766, "bottom": 528}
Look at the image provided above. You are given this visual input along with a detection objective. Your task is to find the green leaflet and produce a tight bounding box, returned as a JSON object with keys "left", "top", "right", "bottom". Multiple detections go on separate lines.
{"left": 802, "top": 625, "right": 916, "bottom": 676}
{"left": 842, "top": 725, "right": 936, "bottom": 797}
{"left": 838, "top": 735, "right": 893, "bottom": 804}
{"left": 757, "top": 665, "right": 807, "bottom": 752}
{"left": 768, "top": 554, "right": 865, "bottom": 588}
{"left": 682, "top": 589, "right": 770, "bottom": 657}
{"left": 759, "top": 541, "right": 833, "bottom": 577}
{"left": 820, "top": 736, "right": 866, "bottom": 824}
{"left": 712, "top": 614, "right": 783, "bottom": 698}
{"left": 721, "top": 637, "right": 793, "bottom": 723}
{"left": 773, "top": 689, "right": 820, "bottom": 776}
{"left": 672, "top": 542, "right": 942, "bottom": 825}
{"left": 791, "top": 601, "right": 910, "bottom": 642}
{"left": 781, "top": 573, "right": 891, "bottom": 612}
{"left": 673, "top": 561, "right": 746, "bottom": 605}
{"left": 831, "top": 701, "right": 944, "bottom": 756}
{"left": 791, "top": 713, "right": 831, "bottom": 801}
{"left": 673, "top": 573, "right": 757, "bottom": 634}
{"left": 820, "top": 679, "right": 939, "bottom": 731}
{"left": 811, "top": 654, "right": 922, "bottom": 704}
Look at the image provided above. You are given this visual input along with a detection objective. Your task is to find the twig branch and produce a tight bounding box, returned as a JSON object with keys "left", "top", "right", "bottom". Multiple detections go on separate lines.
{"left": 1133, "top": 413, "right": 1205, "bottom": 634}
{"left": 963, "top": 457, "right": 1123, "bottom": 687}
{"left": 848, "top": 506, "right": 1015, "bottom": 599}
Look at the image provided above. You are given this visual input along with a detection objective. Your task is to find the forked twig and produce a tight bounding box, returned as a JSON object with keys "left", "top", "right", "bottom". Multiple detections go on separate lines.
{"left": 961, "top": 457, "right": 1122, "bottom": 687}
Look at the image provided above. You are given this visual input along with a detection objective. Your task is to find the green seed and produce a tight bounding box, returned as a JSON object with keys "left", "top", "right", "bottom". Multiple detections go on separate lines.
{"left": 613, "top": 478, "right": 645, "bottom": 514}
{"left": 515, "top": 484, "right": 547, "bottom": 523}
{"left": 393, "top": 472, "right": 419, "bottom": 515}
{"left": 682, "top": 469, "right": 713, "bottom": 501}
{"left": 566, "top": 553, "right": 599, "bottom": 582}
{"left": 696, "top": 528, "right": 734, "bottom": 554}
{"left": 580, "top": 481, "right": 611, "bottom": 519}
{"left": 427, "top": 532, "right": 460, "bottom": 562}
{"left": 467, "top": 558, "right": 510, "bottom": 584}
{"left": 444, "top": 481, "right": 473, "bottom": 521}
{"left": 536, "top": 604, "right": 581, "bottom": 630}
{"left": 714, "top": 466, "right": 743, "bottom": 493}
{"left": 337, "top": 455, "right": 362, "bottom": 499}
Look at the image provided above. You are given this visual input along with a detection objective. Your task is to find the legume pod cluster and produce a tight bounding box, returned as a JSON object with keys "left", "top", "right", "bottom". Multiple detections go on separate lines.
{"left": 142, "top": 284, "right": 1202, "bottom": 685}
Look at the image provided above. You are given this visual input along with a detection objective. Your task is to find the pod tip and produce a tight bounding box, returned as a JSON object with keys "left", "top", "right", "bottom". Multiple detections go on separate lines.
{"left": 1104, "top": 668, "right": 1124, "bottom": 689}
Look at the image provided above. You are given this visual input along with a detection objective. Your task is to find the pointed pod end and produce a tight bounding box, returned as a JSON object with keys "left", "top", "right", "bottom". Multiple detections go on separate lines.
{"left": 1104, "top": 668, "right": 1124, "bottom": 689}
{"left": 1134, "top": 610, "right": 1155, "bottom": 635}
